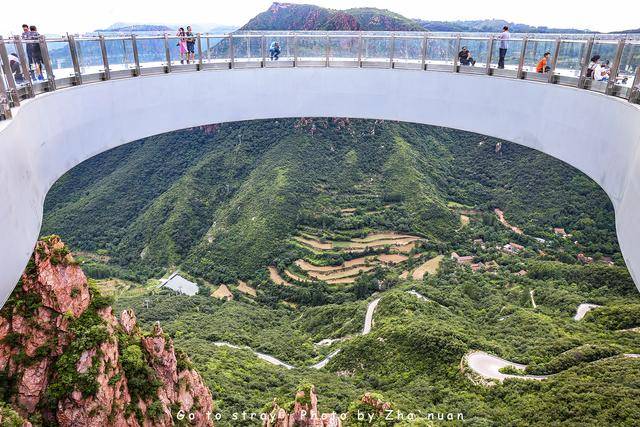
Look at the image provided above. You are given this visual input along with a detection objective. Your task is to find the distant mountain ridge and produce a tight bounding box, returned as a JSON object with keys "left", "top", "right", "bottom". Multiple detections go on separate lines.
{"left": 241, "top": 2, "right": 596, "bottom": 33}
{"left": 240, "top": 2, "right": 423, "bottom": 31}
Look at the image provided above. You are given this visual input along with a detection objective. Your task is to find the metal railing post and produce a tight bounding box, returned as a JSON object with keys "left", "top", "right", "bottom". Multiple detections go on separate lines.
{"left": 261, "top": 35, "right": 266, "bottom": 67}
{"left": 516, "top": 37, "right": 528, "bottom": 79}
{"left": 0, "top": 36, "right": 19, "bottom": 106}
{"left": 325, "top": 34, "right": 330, "bottom": 67}
{"left": 39, "top": 35, "right": 55, "bottom": 90}
{"left": 421, "top": 35, "right": 428, "bottom": 70}
{"left": 229, "top": 35, "right": 234, "bottom": 69}
{"left": 485, "top": 36, "right": 494, "bottom": 75}
{"left": 606, "top": 39, "right": 625, "bottom": 95}
{"left": 0, "top": 61, "right": 12, "bottom": 119}
{"left": 131, "top": 35, "right": 140, "bottom": 76}
{"left": 547, "top": 38, "right": 561, "bottom": 83}
{"left": 13, "top": 35, "right": 34, "bottom": 96}
{"left": 207, "top": 37, "right": 211, "bottom": 62}
{"left": 163, "top": 34, "right": 171, "bottom": 73}
{"left": 357, "top": 34, "right": 363, "bottom": 67}
{"left": 578, "top": 38, "right": 594, "bottom": 88}
{"left": 293, "top": 35, "right": 298, "bottom": 66}
{"left": 389, "top": 34, "right": 395, "bottom": 68}
{"left": 197, "top": 33, "right": 203, "bottom": 70}
{"left": 629, "top": 66, "right": 640, "bottom": 103}
{"left": 67, "top": 35, "right": 83, "bottom": 85}
{"left": 453, "top": 35, "right": 461, "bottom": 72}
{"left": 99, "top": 35, "right": 110, "bottom": 80}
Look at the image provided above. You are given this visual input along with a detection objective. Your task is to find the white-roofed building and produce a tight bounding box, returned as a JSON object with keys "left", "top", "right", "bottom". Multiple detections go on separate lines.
{"left": 160, "top": 272, "right": 199, "bottom": 296}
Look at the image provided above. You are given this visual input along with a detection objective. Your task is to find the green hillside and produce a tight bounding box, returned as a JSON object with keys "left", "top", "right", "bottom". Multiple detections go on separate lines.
{"left": 42, "top": 119, "right": 620, "bottom": 285}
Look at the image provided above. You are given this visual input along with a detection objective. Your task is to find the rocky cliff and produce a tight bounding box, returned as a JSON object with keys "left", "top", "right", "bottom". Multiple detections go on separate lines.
{"left": 263, "top": 385, "right": 341, "bottom": 427}
{"left": 0, "top": 236, "right": 214, "bottom": 426}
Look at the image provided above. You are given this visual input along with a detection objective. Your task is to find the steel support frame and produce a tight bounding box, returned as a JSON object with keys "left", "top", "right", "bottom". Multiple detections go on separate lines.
{"left": 606, "top": 39, "right": 625, "bottom": 95}
{"left": 99, "top": 35, "right": 110, "bottom": 80}
{"left": 0, "top": 36, "right": 21, "bottom": 107}
{"left": 67, "top": 35, "right": 83, "bottom": 85}
{"left": 13, "top": 35, "right": 34, "bottom": 96}
{"left": 547, "top": 38, "right": 561, "bottom": 84}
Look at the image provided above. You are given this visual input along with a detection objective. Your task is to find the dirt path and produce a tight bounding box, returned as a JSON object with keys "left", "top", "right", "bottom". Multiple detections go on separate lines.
{"left": 529, "top": 289, "right": 537, "bottom": 309}
{"left": 494, "top": 208, "right": 524, "bottom": 235}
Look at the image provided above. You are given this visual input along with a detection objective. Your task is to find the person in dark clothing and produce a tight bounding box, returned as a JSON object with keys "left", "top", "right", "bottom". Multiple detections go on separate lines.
{"left": 186, "top": 26, "right": 196, "bottom": 64}
{"left": 269, "top": 41, "right": 281, "bottom": 60}
{"left": 27, "top": 25, "right": 44, "bottom": 80}
{"left": 458, "top": 47, "right": 476, "bottom": 66}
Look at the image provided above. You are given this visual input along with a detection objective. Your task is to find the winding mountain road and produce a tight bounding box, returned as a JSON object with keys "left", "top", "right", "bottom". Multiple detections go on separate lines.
{"left": 574, "top": 303, "right": 601, "bottom": 320}
{"left": 465, "top": 351, "right": 548, "bottom": 382}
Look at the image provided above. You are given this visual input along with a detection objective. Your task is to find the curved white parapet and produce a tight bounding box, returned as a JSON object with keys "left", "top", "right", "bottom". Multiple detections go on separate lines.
{"left": 1, "top": 67, "right": 640, "bottom": 306}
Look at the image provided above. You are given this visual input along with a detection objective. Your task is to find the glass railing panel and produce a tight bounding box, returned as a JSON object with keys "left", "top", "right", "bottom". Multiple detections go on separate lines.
{"left": 263, "top": 36, "right": 293, "bottom": 62}
{"left": 458, "top": 38, "right": 490, "bottom": 68}
{"left": 587, "top": 41, "right": 619, "bottom": 92}
{"left": 522, "top": 39, "right": 556, "bottom": 73}
{"left": 104, "top": 37, "right": 135, "bottom": 72}
{"left": 328, "top": 36, "right": 359, "bottom": 63}
{"left": 553, "top": 40, "right": 585, "bottom": 78}
{"left": 134, "top": 37, "right": 167, "bottom": 68}
{"left": 202, "top": 36, "right": 229, "bottom": 64}
{"left": 167, "top": 36, "right": 190, "bottom": 65}
{"left": 75, "top": 38, "right": 104, "bottom": 76}
{"left": 615, "top": 42, "right": 640, "bottom": 96}
{"left": 426, "top": 37, "right": 457, "bottom": 67}
{"left": 393, "top": 36, "right": 423, "bottom": 64}
{"left": 362, "top": 36, "right": 391, "bottom": 64}
{"left": 296, "top": 36, "right": 326, "bottom": 61}
{"left": 4, "top": 38, "right": 55, "bottom": 86}
{"left": 490, "top": 38, "right": 524, "bottom": 71}
{"left": 231, "top": 35, "right": 263, "bottom": 62}
{"left": 45, "top": 38, "right": 74, "bottom": 80}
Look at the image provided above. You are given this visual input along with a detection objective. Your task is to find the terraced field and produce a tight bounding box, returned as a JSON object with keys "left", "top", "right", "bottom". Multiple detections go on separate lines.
{"left": 269, "top": 231, "right": 428, "bottom": 286}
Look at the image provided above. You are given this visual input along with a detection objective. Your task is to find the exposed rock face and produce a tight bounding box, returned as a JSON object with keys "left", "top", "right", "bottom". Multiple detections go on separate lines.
{"left": 0, "top": 236, "right": 214, "bottom": 426}
{"left": 263, "top": 385, "right": 341, "bottom": 427}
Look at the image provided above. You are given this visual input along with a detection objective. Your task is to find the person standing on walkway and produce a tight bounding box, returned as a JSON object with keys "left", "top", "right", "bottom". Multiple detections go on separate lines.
{"left": 176, "top": 27, "right": 187, "bottom": 64}
{"left": 186, "top": 26, "right": 196, "bottom": 64}
{"left": 27, "top": 26, "right": 44, "bottom": 80}
{"left": 498, "top": 26, "right": 510, "bottom": 69}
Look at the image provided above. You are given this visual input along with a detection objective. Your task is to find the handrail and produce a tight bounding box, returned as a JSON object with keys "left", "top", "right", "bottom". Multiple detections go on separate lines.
{"left": 1, "top": 31, "right": 639, "bottom": 120}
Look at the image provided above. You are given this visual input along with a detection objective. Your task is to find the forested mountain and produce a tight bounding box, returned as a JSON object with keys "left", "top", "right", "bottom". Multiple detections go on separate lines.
{"left": 42, "top": 120, "right": 620, "bottom": 284}
{"left": 240, "top": 2, "right": 423, "bottom": 31}
{"left": 240, "top": 2, "right": 594, "bottom": 34}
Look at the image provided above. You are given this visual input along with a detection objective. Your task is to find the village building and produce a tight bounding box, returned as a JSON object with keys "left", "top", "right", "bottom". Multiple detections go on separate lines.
{"left": 451, "top": 252, "right": 475, "bottom": 265}
{"left": 160, "top": 272, "right": 199, "bottom": 296}
{"left": 514, "top": 270, "right": 528, "bottom": 276}
{"left": 553, "top": 227, "right": 571, "bottom": 238}
{"left": 502, "top": 242, "right": 524, "bottom": 254}
{"left": 473, "top": 239, "right": 486, "bottom": 249}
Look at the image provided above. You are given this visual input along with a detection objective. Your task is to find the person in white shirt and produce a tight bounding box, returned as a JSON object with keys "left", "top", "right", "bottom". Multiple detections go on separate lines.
{"left": 593, "top": 59, "right": 610, "bottom": 82}
{"left": 497, "top": 26, "right": 510, "bottom": 69}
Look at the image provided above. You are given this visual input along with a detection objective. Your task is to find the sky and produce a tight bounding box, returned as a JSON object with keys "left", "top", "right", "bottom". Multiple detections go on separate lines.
{"left": 2, "top": 0, "right": 638, "bottom": 34}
